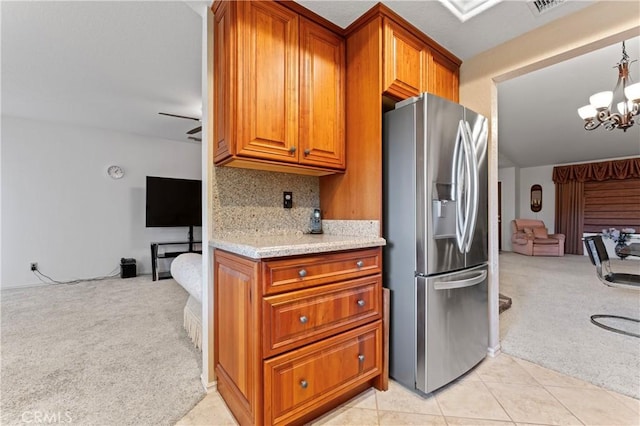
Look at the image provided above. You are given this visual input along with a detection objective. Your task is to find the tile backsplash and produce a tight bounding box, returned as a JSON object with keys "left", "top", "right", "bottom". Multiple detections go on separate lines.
{"left": 210, "top": 166, "right": 319, "bottom": 236}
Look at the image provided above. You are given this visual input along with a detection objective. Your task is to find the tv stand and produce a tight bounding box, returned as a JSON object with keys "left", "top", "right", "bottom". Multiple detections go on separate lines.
{"left": 187, "top": 225, "right": 195, "bottom": 252}
{"left": 151, "top": 240, "right": 202, "bottom": 281}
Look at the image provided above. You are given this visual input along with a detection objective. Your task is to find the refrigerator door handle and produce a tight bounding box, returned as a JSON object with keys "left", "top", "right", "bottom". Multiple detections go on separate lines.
{"left": 453, "top": 120, "right": 466, "bottom": 252}
{"left": 472, "top": 117, "right": 489, "bottom": 171}
{"left": 454, "top": 119, "right": 477, "bottom": 253}
{"left": 433, "top": 270, "right": 487, "bottom": 291}
{"left": 462, "top": 121, "right": 479, "bottom": 253}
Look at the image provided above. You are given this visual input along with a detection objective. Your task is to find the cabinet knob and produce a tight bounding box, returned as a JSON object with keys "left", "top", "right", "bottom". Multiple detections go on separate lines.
{"left": 304, "top": 149, "right": 311, "bottom": 156}
{"left": 289, "top": 146, "right": 297, "bottom": 153}
{"left": 358, "top": 354, "right": 365, "bottom": 362}
{"left": 298, "top": 269, "right": 307, "bottom": 278}
{"left": 300, "top": 379, "right": 308, "bottom": 389}
{"left": 357, "top": 299, "right": 366, "bottom": 307}
{"left": 299, "top": 315, "right": 308, "bottom": 324}
{"left": 356, "top": 260, "right": 364, "bottom": 268}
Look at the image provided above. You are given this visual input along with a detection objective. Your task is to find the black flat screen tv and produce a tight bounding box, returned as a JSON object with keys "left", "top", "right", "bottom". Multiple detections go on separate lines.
{"left": 145, "top": 176, "right": 202, "bottom": 228}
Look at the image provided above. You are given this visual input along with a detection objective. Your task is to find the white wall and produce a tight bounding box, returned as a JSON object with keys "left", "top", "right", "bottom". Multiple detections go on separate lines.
{"left": 500, "top": 160, "right": 640, "bottom": 252}
{"left": 498, "top": 167, "right": 517, "bottom": 251}
{"left": 499, "top": 164, "right": 557, "bottom": 252}
{"left": 1, "top": 116, "right": 201, "bottom": 288}
{"left": 518, "top": 165, "right": 556, "bottom": 232}
{"left": 459, "top": 0, "right": 639, "bottom": 358}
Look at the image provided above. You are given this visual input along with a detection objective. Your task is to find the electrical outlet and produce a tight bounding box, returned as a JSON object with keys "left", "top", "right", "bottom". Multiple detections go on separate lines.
{"left": 283, "top": 191, "right": 293, "bottom": 209}
{"left": 30, "top": 262, "right": 38, "bottom": 271}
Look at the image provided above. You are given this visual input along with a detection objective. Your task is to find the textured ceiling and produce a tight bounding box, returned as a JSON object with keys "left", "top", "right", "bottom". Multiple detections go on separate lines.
{"left": 498, "top": 37, "right": 640, "bottom": 168}
{"left": 1, "top": 1, "right": 202, "bottom": 143}
{"left": 2, "top": 0, "right": 638, "bottom": 167}
{"left": 299, "top": 0, "right": 639, "bottom": 168}
{"left": 297, "top": 0, "right": 594, "bottom": 60}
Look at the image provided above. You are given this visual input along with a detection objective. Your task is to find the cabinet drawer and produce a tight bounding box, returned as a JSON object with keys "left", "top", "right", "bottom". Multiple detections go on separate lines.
{"left": 264, "top": 321, "right": 382, "bottom": 425}
{"left": 263, "top": 276, "right": 381, "bottom": 357}
{"left": 262, "top": 248, "right": 381, "bottom": 295}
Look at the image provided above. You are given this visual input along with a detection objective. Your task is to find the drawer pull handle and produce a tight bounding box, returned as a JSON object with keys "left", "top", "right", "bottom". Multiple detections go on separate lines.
{"left": 357, "top": 299, "right": 366, "bottom": 307}
{"left": 299, "top": 315, "right": 308, "bottom": 324}
{"left": 298, "top": 269, "right": 307, "bottom": 278}
{"left": 358, "top": 354, "right": 365, "bottom": 362}
{"left": 300, "top": 379, "right": 308, "bottom": 389}
{"left": 356, "top": 260, "right": 364, "bottom": 268}
{"left": 289, "top": 146, "right": 297, "bottom": 153}
{"left": 304, "top": 149, "right": 311, "bottom": 156}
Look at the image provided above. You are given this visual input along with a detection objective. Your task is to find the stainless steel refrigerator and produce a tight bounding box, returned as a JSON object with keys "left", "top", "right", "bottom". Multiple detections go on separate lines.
{"left": 383, "top": 93, "right": 489, "bottom": 395}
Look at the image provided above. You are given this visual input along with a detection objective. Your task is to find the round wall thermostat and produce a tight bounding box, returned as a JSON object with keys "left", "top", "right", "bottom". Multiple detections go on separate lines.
{"left": 107, "top": 165, "right": 124, "bottom": 179}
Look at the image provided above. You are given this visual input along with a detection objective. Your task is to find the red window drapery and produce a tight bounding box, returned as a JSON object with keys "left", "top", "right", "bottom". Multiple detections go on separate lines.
{"left": 552, "top": 157, "right": 640, "bottom": 255}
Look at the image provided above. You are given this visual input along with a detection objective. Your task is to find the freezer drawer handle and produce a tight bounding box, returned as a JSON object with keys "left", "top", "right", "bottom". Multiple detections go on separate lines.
{"left": 433, "top": 270, "right": 487, "bottom": 291}
{"left": 357, "top": 299, "right": 366, "bottom": 307}
{"left": 298, "top": 269, "right": 307, "bottom": 278}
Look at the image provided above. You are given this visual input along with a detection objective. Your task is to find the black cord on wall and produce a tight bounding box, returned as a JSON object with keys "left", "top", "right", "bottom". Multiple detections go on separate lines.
{"left": 32, "top": 265, "right": 120, "bottom": 285}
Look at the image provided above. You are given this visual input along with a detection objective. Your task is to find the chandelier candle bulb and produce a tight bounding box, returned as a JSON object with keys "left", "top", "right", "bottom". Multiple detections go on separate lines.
{"left": 617, "top": 101, "right": 632, "bottom": 114}
{"left": 578, "top": 105, "right": 597, "bottom": 120}
{"left": 589, "top": 91, "right": 613, "bottom": 109}
{"left": 625, "top": 83, "right": 640, "bottom": 101}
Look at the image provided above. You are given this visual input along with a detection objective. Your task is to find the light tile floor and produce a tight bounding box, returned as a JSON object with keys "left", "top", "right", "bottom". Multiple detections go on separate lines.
{"left": 176, "top": 353, "right": 640, "bottom": 426}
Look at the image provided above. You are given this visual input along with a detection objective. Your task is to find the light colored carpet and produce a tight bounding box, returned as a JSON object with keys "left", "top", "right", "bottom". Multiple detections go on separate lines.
{"left": 499, "top": 252, "right": 640, "bottom": 399}
{"left": 1, "top": 275, "right": 205, "bottom": 425}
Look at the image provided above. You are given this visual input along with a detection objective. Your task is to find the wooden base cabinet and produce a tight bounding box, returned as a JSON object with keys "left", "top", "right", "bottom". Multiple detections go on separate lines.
{"left": 264, "top": 322, "right": 381, "bottom": 425}
{"left": 214, "top": 250, "right": 261, "bottom": 426}
{"left": 214, "top": 248, "right": 383, "bottom": 425}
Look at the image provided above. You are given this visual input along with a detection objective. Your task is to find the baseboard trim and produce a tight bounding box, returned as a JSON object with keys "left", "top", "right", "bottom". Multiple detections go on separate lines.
{"left": 487, "top": 344, "right": 501, "bottom": 357}
{"left": 2, "top": 282, "right": 49, "bottom": 291}
{"left": 201, "top": 375, "right": 217, "bottom": 392}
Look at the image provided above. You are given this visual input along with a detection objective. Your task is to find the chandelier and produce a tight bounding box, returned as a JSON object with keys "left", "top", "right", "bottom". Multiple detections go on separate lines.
{"left": 577, "top": 41, "right": 640, "bottom": 132}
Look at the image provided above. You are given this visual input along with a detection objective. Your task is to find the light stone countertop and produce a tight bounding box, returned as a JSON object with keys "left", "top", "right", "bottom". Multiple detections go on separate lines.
{"left": 210, "top": 221, "right": 385, "bottom": 259}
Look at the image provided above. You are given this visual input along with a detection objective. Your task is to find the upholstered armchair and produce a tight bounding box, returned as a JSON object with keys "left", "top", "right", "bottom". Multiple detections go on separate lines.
{"left": 511, "top": 219, "right": 565, "bottom": 256}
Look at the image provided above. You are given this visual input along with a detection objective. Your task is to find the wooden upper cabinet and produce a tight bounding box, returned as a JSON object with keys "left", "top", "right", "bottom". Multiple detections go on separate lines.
{"left": 212, "top": 0, "right": 346, "bottom": 176}
{"left": 428, "top": 50, "right": 460, "bottom": 102}
{"left": 238, "top": 1, "right": 299, "bottom": 163}
{"left": 320, "top": 4, "right": 461, "bottom": 223}
{"left": 383, "top": 18, "right": 428, "bottom": 100}
{"left": 381, "top": 17, "right": 460, "bottom": 103}
{"left": 213, "top": 0, "right": 232, "bottom": 163}
{"left": 299, "top": 18, "right": 346, "bottom": 169}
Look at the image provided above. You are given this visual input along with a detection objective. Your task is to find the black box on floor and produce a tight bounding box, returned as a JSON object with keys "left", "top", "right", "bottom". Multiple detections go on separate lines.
{"left": 120, "top": 258, "right": 137, "bottom": 279}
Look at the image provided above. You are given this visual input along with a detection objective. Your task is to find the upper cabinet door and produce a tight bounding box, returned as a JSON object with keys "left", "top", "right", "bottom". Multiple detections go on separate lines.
{"left": 299, "top": 18, "right": 346, "bottom": 169}
{"left": 383, "top": 18, "right": 428, "bottom": 100}
{"left": 213, "top": 0, "right": 233, "bottom": 162}
{"left": 238, "top": 1, "right": 299, "bottom": 162}
{"left": 428, "top": 50, "right": 460, "bottom": 103}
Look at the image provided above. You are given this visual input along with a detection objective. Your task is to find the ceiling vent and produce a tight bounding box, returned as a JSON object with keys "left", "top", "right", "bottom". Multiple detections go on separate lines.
{"left": 527, "top": 0, "right": 566, "bottom": 16}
